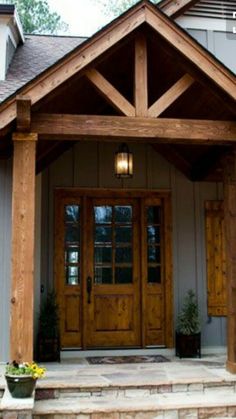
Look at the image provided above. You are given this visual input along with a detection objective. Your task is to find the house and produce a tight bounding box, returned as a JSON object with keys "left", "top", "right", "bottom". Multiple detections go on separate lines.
{"left": 0, "top": 0, "right": 235, "bottom": 372}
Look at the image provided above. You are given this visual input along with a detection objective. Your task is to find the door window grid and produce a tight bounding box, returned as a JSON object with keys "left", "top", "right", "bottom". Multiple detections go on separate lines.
{"left": 64, "top": 205, "right": 81, "bottom": 285}
{"left": 94, "top": 206, "right": 133, "bottom": 284}
{"left": 146, "top": 206, "right": 161, "bottom": 284}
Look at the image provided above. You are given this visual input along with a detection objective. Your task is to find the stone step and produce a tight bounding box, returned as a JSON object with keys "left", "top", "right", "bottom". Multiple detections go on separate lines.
{"left": 35, "top": 380, "right": 236, "bottom": 401}
{"left": 33, "top": 391, "right": 236, "bottom": 419}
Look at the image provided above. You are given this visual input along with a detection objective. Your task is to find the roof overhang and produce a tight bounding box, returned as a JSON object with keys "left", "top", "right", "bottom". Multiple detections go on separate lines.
{"left": 158, "top": 0, "right": 199, "bottom": 18}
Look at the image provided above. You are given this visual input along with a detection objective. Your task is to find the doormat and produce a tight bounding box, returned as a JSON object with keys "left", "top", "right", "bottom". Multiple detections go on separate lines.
{"left": 86, "top": 355, "right": 170, "bottom": 364}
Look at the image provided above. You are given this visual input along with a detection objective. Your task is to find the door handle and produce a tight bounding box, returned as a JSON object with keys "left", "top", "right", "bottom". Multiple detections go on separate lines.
{"left": 87, "top": 276, "right": 92, "bottom": 304}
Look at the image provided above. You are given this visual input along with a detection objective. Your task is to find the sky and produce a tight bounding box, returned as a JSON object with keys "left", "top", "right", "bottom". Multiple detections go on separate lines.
{"left": 47, "top": 0, "right": 112, "bottom": 37}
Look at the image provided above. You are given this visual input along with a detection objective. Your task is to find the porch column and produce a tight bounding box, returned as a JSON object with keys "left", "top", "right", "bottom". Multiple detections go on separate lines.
{"left": 223, "top": 151, "right": 236, "bottom": 373}
{"left": 10, "top": 132, "right": 37, "bottom": 363}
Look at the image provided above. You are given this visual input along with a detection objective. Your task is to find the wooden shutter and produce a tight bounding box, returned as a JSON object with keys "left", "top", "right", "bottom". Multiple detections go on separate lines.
{"left": 205, "top": 201, "right": 227, "bottom": 316}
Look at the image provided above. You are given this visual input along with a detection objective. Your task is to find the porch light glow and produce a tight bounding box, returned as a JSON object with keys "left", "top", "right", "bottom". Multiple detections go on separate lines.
{"left": 115, "top": 143, "right": 133, "bottom": 178}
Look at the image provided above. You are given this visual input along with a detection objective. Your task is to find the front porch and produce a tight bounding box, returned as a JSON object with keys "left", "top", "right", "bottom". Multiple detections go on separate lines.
{"left": 2, "top": 353, "right": 236, "bottom": 418}
{"left": 0, "top": 0, "right": 236, "bottom": 372}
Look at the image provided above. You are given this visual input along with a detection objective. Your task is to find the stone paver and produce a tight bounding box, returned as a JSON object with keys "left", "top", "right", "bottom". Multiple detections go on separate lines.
{"left": 1, "top": 355, "right": 231, "bottom": 392}
{"left": 2, "top": 355, "right": 236, "bottom": 419}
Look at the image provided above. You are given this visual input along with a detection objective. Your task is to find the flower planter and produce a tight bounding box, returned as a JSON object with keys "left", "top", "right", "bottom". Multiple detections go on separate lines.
{"left": 5, "top": 375, "right": 36, "bottom": 398}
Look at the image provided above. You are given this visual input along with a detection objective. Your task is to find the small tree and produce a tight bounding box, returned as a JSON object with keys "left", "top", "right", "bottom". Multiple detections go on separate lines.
{"left": 177, "top": 290, "right": 201, "bottom": 335}
{"left": 8, "top": 0, "right": 68, "bottom": 34}
{"left": 39, "top": 291, "right": 59, "bottom": 339}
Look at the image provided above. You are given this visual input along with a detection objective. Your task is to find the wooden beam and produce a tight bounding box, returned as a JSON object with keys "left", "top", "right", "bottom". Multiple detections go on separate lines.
{"left": 13, "top": 132, "right": 38, "bottom": 142}
{"left": 16, "top": 96, "right": 31, "bottom": 132}
{"left": 85, "top": 68, "right": 135, "bottom": 116}
{"left": 145, "top": 7, "right": 236, "bottom": 104}
{"left": 31, "top": 114, "right": 236, "bottom": 144}
{"left": 10, "top": 132, "right": 37, "bottom": 363}
{"left": 0, "top": 1, "right": 235, "bottom": 131}
{"left": 160, "top": 0, "right": 198, "bottom": 18}
{"left": 0, "top": 3, "right": 146, "bottom": 131}
{"left": 135, "top": 32, "right": 148, "bottom": 116}
{"left": 148, "top": 74, "right": 194, "bottom": 118}
{"left": 223, "top": 151, "right": 236, "bottom": 374}
{"left": 153, "top": 144, "right": 192, "bottom": 179}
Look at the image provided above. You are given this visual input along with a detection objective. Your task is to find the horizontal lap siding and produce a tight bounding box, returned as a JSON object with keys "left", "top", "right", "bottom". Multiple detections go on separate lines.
{"left": 0, "top": 160, "right": 12, "bottom": 362}
{"left": 185, "top": 1, "right": 236, "bottom": 20}
{"left": 41, "top": 142, "right": 226, "bottom": 348}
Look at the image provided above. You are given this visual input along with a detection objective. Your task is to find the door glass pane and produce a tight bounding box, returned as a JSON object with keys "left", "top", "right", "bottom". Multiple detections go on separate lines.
{"left": 95, "top": 247, "right": 112, "bottom": 263}
{"left": 66, "top": 266, "right": 80, "bottom": 285}
{"left": 114, "top": 206, "right": 132, "bottom": 223}
{"left": 115, "top": 247, "right": 132, "bottom": 263}
{"left": 65, "top": 205, "right": 80, "bottom": 223}
{"left": 146, "top": 205, "right": 162, "bottom": 285}
{"left": 65, "top": 247, "right": 80, "bottom": 263}
{"left": 147, "top": 226, "right": 160, "bottom": 244}
{"left": 65, "top": 225, "right": 80, "bottom": 244}
{"left": 95, "top": 227, "right": 112, "bottom": 244}
{"left": 68, "top": 266, "right": 79, "bottom": 276}
{"left": 148, "top": 266, "right": 161, "bottom": 283}
{"left": 147, "top": 206, "right": 161, "bottom": 224}
{"left": 95, "top": 267, "right": 112, "bottom": 284}
{"left": 94, "top": 204, "right": 134, "bottom": 285}
{"left": 115, "top": 226, "right": 132, "bottom": 243}
{"left": 148, "top": 246, "right": 160, "bottom": 263}
{"left": 94, "top": 206, "right": 112, "bottom": 224}
{"left": 115, "top": 267, "right": 133, "bottom": 284}
{"left": 64, "top": 204, "right": 80, "bottom": 286}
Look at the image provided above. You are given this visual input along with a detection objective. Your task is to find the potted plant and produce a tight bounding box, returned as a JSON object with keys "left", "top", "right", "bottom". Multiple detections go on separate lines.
{"left": 176, "top": 289, "right": 201, "bottom": 358}
{"left": 5, "top": 361, "right": 46, "bottom": 398}
{"left": 37, "top": 291, "right": 60, "bottom": 362}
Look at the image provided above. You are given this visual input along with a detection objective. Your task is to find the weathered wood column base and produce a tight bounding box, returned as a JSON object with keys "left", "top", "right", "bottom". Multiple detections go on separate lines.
{"left": 226, "top": 360, "right": 236, "bottom": 374}
{"left": 10, "top": 132, "right": 37, "bottom": 363}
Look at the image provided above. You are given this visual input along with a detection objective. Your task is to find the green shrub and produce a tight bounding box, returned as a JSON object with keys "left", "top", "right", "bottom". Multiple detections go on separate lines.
{"left": 177, "top": 290, "right": 201, "bottom": 335}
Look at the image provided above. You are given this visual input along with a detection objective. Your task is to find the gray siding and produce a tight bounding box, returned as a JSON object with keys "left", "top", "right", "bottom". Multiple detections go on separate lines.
{"left": 181, "top": 28, "right": 236, "bottom": 74}
{"left": 0, "top": 160, "right": 12, "bottom": 362}
{"left": 41, "top": 142, "right": 226, "bottom": 348}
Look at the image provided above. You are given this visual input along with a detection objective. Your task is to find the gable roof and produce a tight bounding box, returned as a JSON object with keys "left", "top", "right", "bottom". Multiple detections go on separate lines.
{"left": 0, "top": 34, "right": 85, "bottom": 104}
{"left": 0, "top": 0, "right": 235, "bottom": 132}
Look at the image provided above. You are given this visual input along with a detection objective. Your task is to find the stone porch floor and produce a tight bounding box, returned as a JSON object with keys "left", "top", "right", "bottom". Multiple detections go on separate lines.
{"left": 2, "top": 354, "right": 236, "bottom": 418}
{"left": 0, "top": 354, "right": 234, "bottom": 390}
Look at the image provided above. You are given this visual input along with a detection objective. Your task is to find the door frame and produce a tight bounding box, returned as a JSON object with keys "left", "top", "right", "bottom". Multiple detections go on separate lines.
{"left": 54, "top": 188, "right": 173, "bottom": 349}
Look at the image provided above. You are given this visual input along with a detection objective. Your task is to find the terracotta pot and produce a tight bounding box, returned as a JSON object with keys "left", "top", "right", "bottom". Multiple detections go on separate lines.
{"left": 5, "top": 375, "right": 36, "bottom": 398}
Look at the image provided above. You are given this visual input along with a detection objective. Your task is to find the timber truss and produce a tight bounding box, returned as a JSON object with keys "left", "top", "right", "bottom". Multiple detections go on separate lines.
{"left": 0, "top": 0, "right": 235, "bottom": 183}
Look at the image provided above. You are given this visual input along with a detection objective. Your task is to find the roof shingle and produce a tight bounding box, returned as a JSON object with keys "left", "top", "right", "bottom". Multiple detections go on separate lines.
{"left": 0, "top": 34, "right": 86, "bottom": 103}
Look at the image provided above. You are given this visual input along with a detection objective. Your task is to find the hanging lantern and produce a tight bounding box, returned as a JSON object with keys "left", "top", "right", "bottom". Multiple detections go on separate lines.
{"left": 115, "top": 143, "right": 133, "bottom": 178}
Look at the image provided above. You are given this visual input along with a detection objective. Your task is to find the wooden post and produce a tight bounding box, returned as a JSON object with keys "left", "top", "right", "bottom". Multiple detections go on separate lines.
{"left": 10, "top": 132, "right": 37, "bottom": 362}
{"left": 135, "top": 32, "right": 148, "bottom": 117}
{"left": 223, "top": 151, "right": 236, "bottom": 373}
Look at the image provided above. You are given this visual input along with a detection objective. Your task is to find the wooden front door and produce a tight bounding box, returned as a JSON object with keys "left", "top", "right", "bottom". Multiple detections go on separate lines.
{"left": 55, "top": 190, "right": 173, "bottom": 349}
{"left": 85, "top": 198, "right": 140, "bottom": 347}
